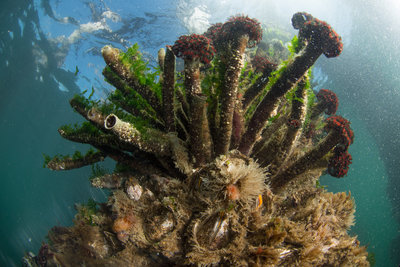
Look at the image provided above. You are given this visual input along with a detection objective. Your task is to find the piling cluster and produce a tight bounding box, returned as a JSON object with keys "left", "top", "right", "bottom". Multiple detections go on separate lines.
{"left": 26, "top": 13, "right": 369, "bottom": 266}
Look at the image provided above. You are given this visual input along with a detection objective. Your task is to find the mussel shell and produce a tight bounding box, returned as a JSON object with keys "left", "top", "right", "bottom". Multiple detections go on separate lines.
{"left": 194, "top": 212, "right": 230, "bottom": 250}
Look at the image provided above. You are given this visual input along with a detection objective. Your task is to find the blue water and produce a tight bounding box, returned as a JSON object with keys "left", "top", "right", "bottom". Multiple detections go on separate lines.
{"left": 1, "top": 0, "right": 399, "bottom": 266}
{"left": 320, "top": 109, "right": 398, "bottom": 266}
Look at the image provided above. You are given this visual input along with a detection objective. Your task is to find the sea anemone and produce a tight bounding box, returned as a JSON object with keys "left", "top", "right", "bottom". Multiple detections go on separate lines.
{"left": 226, "top": 184, "right": 241, "bottom": 201}
{"left": 203, "top": 22, "right": 223, "bottom": 46}
{"left": 325, "top": 115, "right": 354, "bottom": 150}
{"left": 251, "top": 55, "right": 277, "bottom": 73}
{"left": 291, "top": 12, "right": 314, "bottom": 30}
{"left": 315, "top": 88, "right": 339, "bottom": 116}
{"left": 328, "top": 148, "right": 353, "bottom": 177}
{"left": 299, "top": 17, "right": 343, "bottom": 58}
{"left": 171, "top": 34, "right": 215, "bottom": 65}
{"left": 221, "top": 15, "right": 262, "bottom": 47}
{"left": 238, "top": 15, "right": 343, "bottom": 155}
{"left": 270, "top": 115, "right": 354, "bottom": 191}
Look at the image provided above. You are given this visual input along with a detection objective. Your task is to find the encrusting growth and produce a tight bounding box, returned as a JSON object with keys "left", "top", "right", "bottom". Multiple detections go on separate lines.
{"left": 238, "top": 12, "right": 343, "bottom": 155}
{"left": 271, "top": 115, "right": 354, "bottom": 191}
{"left": 311, "top": 88, "right": 339, "bottom": 118}
{"left": 171, "top": 34, "right": 215, "bottom": 166}
{"left": 211, "top": 16, "right": 263, "bottom": 155}
{"left": 28, "top": 13, "right": 369, "bottom": 267}
{"left": 242, "top": 56, "right": 277, "bottom": 110}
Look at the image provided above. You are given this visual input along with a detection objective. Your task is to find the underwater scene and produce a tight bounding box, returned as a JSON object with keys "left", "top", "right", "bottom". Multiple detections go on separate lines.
{"left": 1, "top": 0, "right": 399, "bottom": 266}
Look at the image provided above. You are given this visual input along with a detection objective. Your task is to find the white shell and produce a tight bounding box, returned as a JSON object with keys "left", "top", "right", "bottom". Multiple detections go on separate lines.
{"left": 126, "top": 184, "right": 142, "bottom": 200}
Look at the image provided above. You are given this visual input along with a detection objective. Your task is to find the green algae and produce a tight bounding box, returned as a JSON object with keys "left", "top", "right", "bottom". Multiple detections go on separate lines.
{"left": 120, "top": 43, "right": 162, "bottom": 101}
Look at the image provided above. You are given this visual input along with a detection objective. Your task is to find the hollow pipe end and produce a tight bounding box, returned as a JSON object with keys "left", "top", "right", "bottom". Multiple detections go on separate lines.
{"left": 104, "top": 114, "right": 118, "bottom": 129}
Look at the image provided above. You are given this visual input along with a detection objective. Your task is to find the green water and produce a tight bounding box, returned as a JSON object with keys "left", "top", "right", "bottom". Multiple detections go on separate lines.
{"left": 321, "top": 107, "right": 399, "bottom": 266}
{"left": 1, "top": 0, "right": 399, "bottom": 266}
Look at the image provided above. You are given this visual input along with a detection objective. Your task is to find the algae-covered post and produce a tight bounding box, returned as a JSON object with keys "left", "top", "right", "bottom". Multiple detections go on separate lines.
{"left": 238, "top": 13, "right": 343, "bottom": 155}
{"left": 171, "top": 34, "right": 215, "bottom": 166}
{"left": 27, "top": 12, "right": 370, "bottom": 267}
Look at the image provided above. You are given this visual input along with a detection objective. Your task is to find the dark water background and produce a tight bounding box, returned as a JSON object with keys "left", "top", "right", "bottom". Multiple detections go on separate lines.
{"left": 1, "top": 0, "right": 399, "bottom": 266}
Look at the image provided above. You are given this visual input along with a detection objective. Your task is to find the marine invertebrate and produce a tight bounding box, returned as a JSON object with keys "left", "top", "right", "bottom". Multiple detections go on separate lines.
{"left": 271, "top": 115, "right": 354, "bottom": 191}
{"left": 328, "top": 147, "right": 353, "bottom": 177}
{"left": 211, "top": 15, "right": 263, "bottom": 156}
{"left": 325, "top": 115, "right": 354, "bottom": 150}
{"left": 206, "top": 15, "right": 262, "bottom": 50}
{"left": 171, "top": 34, "right": 215, "bottom": 65}
{"left": 252, "top": 55, "right": 277, "bottom": 73}
{"left": 220, "top": 15, "right": 263, "bottom": 48}
{"left": 238, "top": 13, "right": 343, "bottom": 155}
{"left": 203, "top": 22, "right": 223, "bottom": 48}
{"left": 171, "top": 34, "right": 215, "bottom": 166}
{"left": 29, "top": 13, "right": 369, "bottom": 266}
{"left": 291, "top": 12, "right": 314, "bottom": 30}
{"left": 241, "top": 56, "right": 277, "bottom": 110}
{"left": 299, "top": 17, "right": 343, "bottom": 58}
{"left": 311, "top": 88, "right": 339, "bottom": 118}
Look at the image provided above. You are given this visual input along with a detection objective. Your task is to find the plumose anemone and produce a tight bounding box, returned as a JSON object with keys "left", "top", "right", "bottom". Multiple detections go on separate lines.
{"left": 24, "top": 12, "right": 369, "bottom": 267}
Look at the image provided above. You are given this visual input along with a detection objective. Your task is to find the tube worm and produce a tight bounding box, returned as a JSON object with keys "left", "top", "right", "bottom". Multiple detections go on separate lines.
{"left": 250, "top": 114, "right": 288, "bottom": 158}
{"left": 327, "top": 148, "right": 352, "bottom": 178}
{"left": 104, "top": 113, "right": 171, "bottom": 156}
{"left": 103, "top": 148, "right": 164, "bottom": 177}
{"left": 102, "top": 67, "right": 161, "bottom": 126}
{"left": 189, "top": 94, "right": 213, "bottom": 166}
{"left": 216, "top": 34, "right": 248, "bottom": 155}
{"left": 238, "top": 16, "right": 343, "bottom": 155}
{"left": 291, "top": 12, "right": 314, "bottom": 30}
{"left": 47, "top": 151, "right": 106, "bottom": 171}
{"left": 230, "top": 97, "right": 245, "bottom": 148}
{"left": 104, "top": 113, "right": 191, "bottom": 174}
{"left": 101, "top": 45, "right": 162, "bottom": 115}
{"left": 271, "top": 115, "right": 353, "bottom": 192}
{"left": 215, "top": 15, "right": 262, "bottom": 155}
{"left": 269, "top": 78, "right": 308, "bottom": 169}
{"left": 56, "top": 125, "right": 163, "bottom": 176}
{"left": 162, "top": 46, "right": 176, "bottom": 132}
{"left": 69, "top": 98, "right": 107, "bottom": 132}
{"left": 171, "top": 34, "right": 215, "bottom": 165}
{"left": 291, "top": 12, "right": 314, "bottom": 52}
{"left": 58, "top": 127, "right": 114, "bottom": 147}
{"left": 91, "top": 172, "right": 130, "bottom": 189}
{"left": 158, "top": 48, "right": 166, "bottom": 71}
{"left": 242, "top": 57, "right": 277, "bottom": 110}
{"left": 37, "top": 13, "right": 368, "bottom": 266}
{"left": 310, "top": 89, "right": 339, "bottom": 119}
{"left": 253, "top": 127, "right": 286, "bottom": 169}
